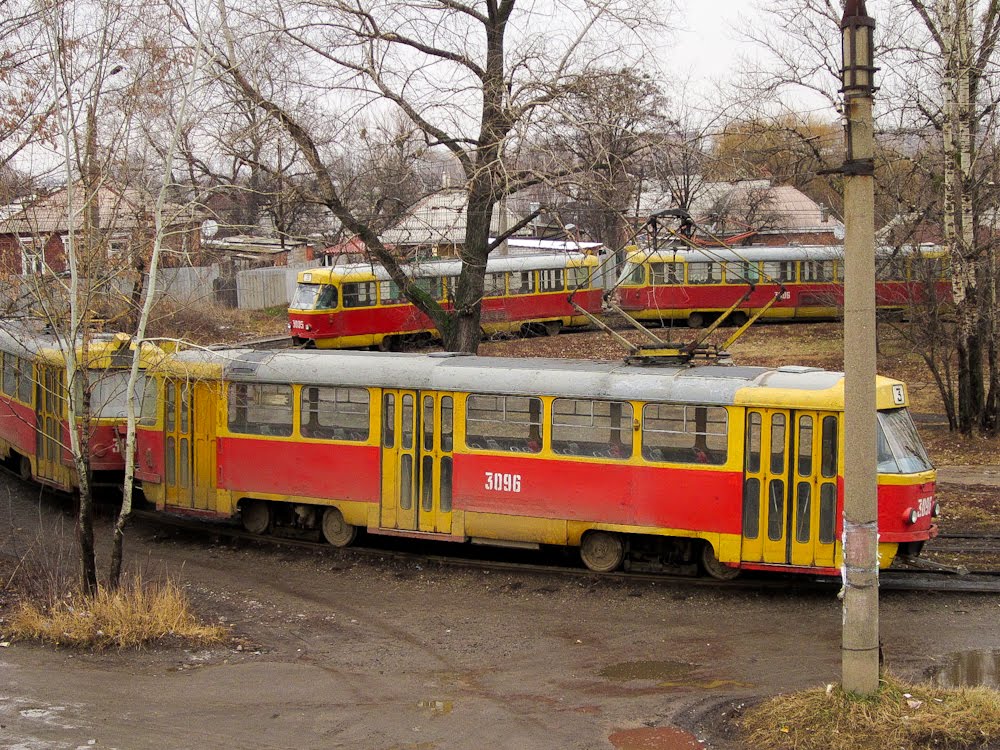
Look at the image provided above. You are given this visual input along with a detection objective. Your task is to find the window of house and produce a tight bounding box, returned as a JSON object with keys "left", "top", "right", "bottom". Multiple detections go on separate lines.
{"left": 18, "top": 237, "right": 43, "bottom": 274}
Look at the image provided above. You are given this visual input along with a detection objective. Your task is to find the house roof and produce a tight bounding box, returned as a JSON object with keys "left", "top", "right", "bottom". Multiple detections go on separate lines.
{"left": 381, "top": 189, "right": 532, "bottom": 246}
{"left": 0, "top": 184, "right": 200, "bottom": 236}
{"left": 637, "top": 180, "right": 843, "bottom": 234}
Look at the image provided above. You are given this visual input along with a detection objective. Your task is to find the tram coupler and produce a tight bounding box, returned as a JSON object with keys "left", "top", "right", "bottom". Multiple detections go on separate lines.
{"left": 896, "top": 555, "right": 969, "bottom": 575}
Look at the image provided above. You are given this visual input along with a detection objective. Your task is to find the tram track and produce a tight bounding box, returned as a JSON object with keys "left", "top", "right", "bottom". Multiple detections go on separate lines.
{"left": 130, "top": 509, "right": 1000, "bottom": 594}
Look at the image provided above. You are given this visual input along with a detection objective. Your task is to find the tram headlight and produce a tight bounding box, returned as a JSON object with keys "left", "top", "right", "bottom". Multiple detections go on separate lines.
{"left": 305, "top": 324, "right": 312, "bottom": 331}
{"left": 905, "top": 508, "right": 918, "bottom": 525}
{"left": 932, "top": 502, "right": 941, "bottom": 518}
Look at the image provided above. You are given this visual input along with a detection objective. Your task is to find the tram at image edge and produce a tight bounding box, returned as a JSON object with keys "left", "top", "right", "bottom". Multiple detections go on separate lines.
{"left": 0, "top": 326, "right": 162, "bottom": 492}
{"left": 134, "top": 348, "right": 938, "bottom": 579}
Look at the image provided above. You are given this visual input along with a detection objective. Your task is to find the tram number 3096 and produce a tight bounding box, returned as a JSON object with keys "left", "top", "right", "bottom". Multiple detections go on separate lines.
{"left": 484, "top": 471, "right": 522, "bottom": 493}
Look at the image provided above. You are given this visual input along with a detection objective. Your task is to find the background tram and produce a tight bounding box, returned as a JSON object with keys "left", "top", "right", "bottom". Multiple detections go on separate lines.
{"left": 288, "top": 252, "right": 602, "bottom": 349}
{"left": 135, "top": 348, "right": 937, "bottom": 578}
{"left": 615, "top": 244, "right": 950, "bottom": 328}
{"left": 0, "top": 325, "right": 162, "bottom": 491}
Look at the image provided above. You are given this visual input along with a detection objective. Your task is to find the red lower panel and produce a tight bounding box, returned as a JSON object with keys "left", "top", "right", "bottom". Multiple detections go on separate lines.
{"left": 0, "top": 398, "right": 36, "bottom": 454}
{"left": 217, "top": 437, "right": 380, "bottom": 502}
{"left": 877, "top": 480, "right": 937, "bottom": 540}
{"left": 453, "top": 453, "right": 743, "bottom": 534}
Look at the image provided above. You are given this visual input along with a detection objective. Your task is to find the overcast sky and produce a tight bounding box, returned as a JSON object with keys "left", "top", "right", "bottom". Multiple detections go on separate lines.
{"left": 672, "top": 0, "right": 746, "bottom": 89}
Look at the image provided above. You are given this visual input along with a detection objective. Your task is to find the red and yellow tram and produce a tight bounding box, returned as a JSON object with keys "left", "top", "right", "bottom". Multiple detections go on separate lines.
{"left": 135, "top": 348, "right": 937, "bottom": 578}
{"left": 0, "top": 325, "right": 162, "bottom": 491}
{"left": 615, "top": 244, "right": 949, "bottom": 328}
{"left": 288, "top": 252, "right": 602, "bottom": 349}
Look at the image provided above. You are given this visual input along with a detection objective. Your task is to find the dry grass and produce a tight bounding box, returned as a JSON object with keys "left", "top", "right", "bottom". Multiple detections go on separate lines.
{"left": 7, "top": 575, "right": 227, "bottom": 650}
{"left": 144, "top": 300, "right": 286, "bottom": 346}
{"left": 740, "top": 673, "right": 1000, "bottom": 750}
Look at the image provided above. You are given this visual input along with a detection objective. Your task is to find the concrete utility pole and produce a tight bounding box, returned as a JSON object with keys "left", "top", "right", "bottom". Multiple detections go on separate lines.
{"left": 840, "top": 0, "right": 880, "bottom": 695}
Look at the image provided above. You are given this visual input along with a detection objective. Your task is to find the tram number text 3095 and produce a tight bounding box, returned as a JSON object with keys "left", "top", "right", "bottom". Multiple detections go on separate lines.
{"left": 484, "top": 471, "right": 522, "bottom": 493}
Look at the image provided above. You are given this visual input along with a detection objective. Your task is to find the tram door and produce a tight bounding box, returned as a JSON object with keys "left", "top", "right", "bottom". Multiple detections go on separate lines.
{"left": 35, "top": 364, "right": 71, "bottom": 487}
{"left": 380, "top": 390, "right": 454, "bottom": 534}
{"left": 741, "top": 409, "right": 839, "bottom": 567}
{"left": 163, "top": 378, "right": 217, "bottom": 510}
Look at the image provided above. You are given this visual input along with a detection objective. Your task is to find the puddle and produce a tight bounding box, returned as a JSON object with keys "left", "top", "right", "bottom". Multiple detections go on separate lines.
{"left": 599, "top": 660, "right": 695, "bottom": 682}
{"left": 417, "top": 699, "right": 453, "bottom": 715}
{"left": 609, "top": 726, "right": 703, "bottom": 750}
{"left": 931, "top": 649, "right": 1000, "bottom": 688}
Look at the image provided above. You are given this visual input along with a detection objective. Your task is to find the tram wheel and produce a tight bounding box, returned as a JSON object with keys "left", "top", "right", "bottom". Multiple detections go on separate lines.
{"left": 321, "top": 507, "right": 357, "bottom": 547}
{"left": 378, "top": 335, "right": 399, "bottom": 352}
{"left": 17, "top": 455, "right": 31, "bottom": 482}
{"left": 580, "top": 531, "right": 624, "bottom": 572}
{"left": 241, "top": 500, "right": 272, "bottom": 535}
{"left": 686, "top": 312, "right": 705, "bottom": 329}
{"left": 700, "top": 543, "right": 740, "bottom": 580}
{"left": 543, "top": 320, "right": 562, "bottom": 336}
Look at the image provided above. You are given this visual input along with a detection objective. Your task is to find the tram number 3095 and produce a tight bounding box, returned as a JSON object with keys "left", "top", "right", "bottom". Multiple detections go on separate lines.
{"left": 484, "top": 471, "right": 522, "bottom": 493}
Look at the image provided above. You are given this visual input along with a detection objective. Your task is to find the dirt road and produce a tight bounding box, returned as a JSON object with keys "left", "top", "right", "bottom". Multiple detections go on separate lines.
{"left": 2, "top": 475, "right": 999, "bottom": 750}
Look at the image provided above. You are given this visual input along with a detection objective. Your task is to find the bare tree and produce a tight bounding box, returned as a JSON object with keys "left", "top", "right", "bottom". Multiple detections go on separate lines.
{"left": 738, "top": 0, "right": 1000, "bottom": 434}
{"left": 182, "top": 0, "right": 666, "bottom": 352}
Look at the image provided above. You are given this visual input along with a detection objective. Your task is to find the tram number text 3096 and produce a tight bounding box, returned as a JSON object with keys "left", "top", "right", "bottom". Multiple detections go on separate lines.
{"left": 484, "top": 471, "right": 522, "bottom": 493}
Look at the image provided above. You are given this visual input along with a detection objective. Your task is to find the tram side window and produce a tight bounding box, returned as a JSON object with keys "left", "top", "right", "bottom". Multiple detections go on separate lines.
{"left": 551, "top": 399, "right": 632, "bottom": 459}
{"left": 484, "top": 273, "right": 506, "bottom": 297}
{"left": 465, "top": 394, "right": 542, "bottom": 453}
{"left": 140, "top": 375, "right": 157, "bottom": 426}
{"left": 228, "top": 383, "right": 293, "bottom": 437}
{"left": 414, "top": 276, "right": 442, "bottom": 301}
{"left": 801, "top": 260, "right": 835, "bottom": 282}
{"left": 300, "top": 386, "right": 370, "bottom": 441}
{"left": 2, "top": 354, "right": 18, "bottom": 399}
{"left": 539, "top": 268, "right": 565, "bottom": 292}
{"left": 621, "top": 263, "right": 645, "bottom": 285}
{"left": 509, "top": 271, "right": 536, "bottom": 295}
{"left": 443, "top": 276, "right": 459, "bottom": 301}
{"left": 641, "top": 404, "right": 728, "bottom": 465}
{"left": 379, "top": 280, "right": 405, "bottom": 305}
{"left": 725, "top": 261, "right": 760, "bottom": 284}
{"left": 568, "top": 266, "right": 592, "bottom": 290}
{"left": 762, "top": 261, "right": 796, "bottom": 282}
{"left": 343, "top": 281, "right": 377, "bottom": 308}
{"left": 876, "top": 257, "right": 907, "bottom": 281}
{"left": 687, "top": 262, "right": 721, "bottom": 285}
{"left": 649, "top": 262, "right": 682, "bottom": 285}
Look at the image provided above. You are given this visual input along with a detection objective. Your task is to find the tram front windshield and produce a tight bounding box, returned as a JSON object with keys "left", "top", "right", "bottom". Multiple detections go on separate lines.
{"left": 89, "top": 371, "right": 146, "bottom": 419}
{"left": 290, "top": 283, "right": 338, "bottom": 310}
{"left": 877, "top": 408, "right": 933, "bottom": 474}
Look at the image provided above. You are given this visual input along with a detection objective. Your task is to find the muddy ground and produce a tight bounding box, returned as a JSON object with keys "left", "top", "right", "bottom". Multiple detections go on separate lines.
{"left": 1, "top": 471, "right": 999, "bottom": 750}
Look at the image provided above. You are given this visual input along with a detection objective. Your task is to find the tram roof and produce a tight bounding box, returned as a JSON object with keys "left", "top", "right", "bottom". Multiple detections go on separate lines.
{"left": 296, "top": 252, "right": 595, "bottom": 283}
{"left": 626, "top": 243, "right": 942, "bottom": 264}
{"left": 204, "top": 348, "right": 881, "bottom": 409}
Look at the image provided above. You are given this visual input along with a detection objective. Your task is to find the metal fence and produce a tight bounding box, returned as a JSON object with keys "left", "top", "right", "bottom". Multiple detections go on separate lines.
{"left": 235, "top": 262, "right": 312, "bottom": 310}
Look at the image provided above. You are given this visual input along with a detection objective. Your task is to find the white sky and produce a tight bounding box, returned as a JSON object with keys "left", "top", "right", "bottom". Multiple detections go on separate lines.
{"left": 671, "top": 0, "right": 746, "bottom": 90}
